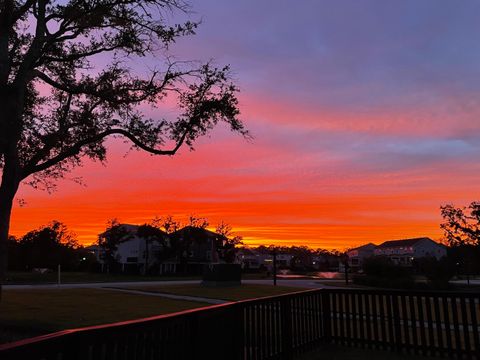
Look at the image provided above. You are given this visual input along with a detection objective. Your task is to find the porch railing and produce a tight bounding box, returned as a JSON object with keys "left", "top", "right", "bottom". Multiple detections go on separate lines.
{"left": 0, "top": 288, "right": 478, "bottom": 359}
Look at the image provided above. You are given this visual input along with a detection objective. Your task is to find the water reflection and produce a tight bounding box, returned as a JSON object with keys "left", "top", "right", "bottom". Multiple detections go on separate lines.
{"left": 277, "top": 270, "right": 343, "bottom": 279}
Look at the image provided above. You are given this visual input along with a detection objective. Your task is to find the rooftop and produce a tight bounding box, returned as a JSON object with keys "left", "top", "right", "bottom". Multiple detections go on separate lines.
{"left": 376, "top": 237, "right": 433, "bottom": 249}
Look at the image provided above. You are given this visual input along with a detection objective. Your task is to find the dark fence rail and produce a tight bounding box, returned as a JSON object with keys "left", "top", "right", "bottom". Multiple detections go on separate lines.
{"left": 0, "top": 288, "right": 478, "bottom": 359}
{"left": 325, "top": 289, "right": 480, "bottom": 359}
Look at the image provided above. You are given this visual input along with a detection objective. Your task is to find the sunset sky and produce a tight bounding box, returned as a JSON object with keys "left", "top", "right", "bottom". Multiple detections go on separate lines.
{"left": 9, "top": 0, "right": 480, "bottom": 249}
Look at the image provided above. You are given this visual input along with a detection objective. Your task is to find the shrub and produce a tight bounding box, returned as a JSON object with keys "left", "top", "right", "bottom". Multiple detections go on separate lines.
{"left": 414, "top": 257, "right": 455, "bottom": 289}
{"left": 363, "top": 256, "right": 411, "bottom": 278}
{"left": 357, "top": 256, "right": 414, "bottom": 289}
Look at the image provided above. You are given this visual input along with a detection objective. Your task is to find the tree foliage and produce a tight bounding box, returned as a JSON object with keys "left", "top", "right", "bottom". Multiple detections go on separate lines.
{"left": 0, "top": 0, "right": 247, "bottom": 286}
{"left": 8, "top": 220, "right": 82, "bottom": 270}
{"left": 136, "top": 221, "right": 172, "bottom": 274}
{"left": 154, "top": 215, "right": 182, "bottom": 234}
{"left": 97, "top": 218, "right": 130, "bottom": 271}
{"left": 440, "top": 202, "right": 480, "bottom": 247}
{"left": 215, "top": 221, "right": 242, "bottom": 263}
{"left": 1, "top": 0, "right": 247, "bottom": 188}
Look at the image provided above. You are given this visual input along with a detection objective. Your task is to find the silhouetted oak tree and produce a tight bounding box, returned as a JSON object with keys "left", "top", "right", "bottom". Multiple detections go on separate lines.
{"left": 0, "top": 0, "right": 247, "bottom": 293}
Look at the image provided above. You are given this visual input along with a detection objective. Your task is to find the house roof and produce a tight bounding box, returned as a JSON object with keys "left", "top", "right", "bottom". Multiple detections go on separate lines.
{"left": 349, "top": 243, "right": 376, "bottom": 252}
{"left": 376, "top": 237, "right": 433, "bottom": 249}
{"left": 170, "top": 226, "right": 226, "bottom": 245}
{"left": 172, "top": 226, "right": 224, "bottom": 238}
{"left": 99, "top": 223, "right": 168, "bottom": 242}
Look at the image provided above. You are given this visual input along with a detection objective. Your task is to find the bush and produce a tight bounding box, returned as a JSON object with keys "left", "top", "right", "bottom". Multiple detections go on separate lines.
{"left": 363, "top": 256, "right": 411, "bottom": 277}
{"left": 414, "top": 257, "right": 455, "bottom": 289}
{"left": 357, "top": 256, "right": 414, "bottom": 289}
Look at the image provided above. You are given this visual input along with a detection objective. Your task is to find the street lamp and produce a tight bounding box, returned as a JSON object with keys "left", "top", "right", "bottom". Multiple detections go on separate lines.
{"left": 271, "top": 248, "right": 277, "bottom": 286}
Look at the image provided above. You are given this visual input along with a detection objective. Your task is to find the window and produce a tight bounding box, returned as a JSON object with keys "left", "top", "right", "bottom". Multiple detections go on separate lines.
{"left": 126, "top": 257, "right": 138, "bottom": 263}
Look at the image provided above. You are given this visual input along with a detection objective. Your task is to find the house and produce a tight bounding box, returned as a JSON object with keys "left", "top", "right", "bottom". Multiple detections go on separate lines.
{"left": 168, "top": 226, "right": 222, "bottom": 273}
{"left": 262, "top": 253, "right": 294, "bottom": 270}
{"left": 374, "top": 237, "right": 446, "bottom": 265}
{"left": 347, "top": 243, "right": 376, "bottom": 269}
{"left": 236, "top": 248, "right": 263, "bottom": 270}
{"left": 97, "top": 224, "right": 169, "bottom": 273}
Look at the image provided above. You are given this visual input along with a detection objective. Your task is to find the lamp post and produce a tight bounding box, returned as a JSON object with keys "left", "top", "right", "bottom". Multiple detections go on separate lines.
{"left": 343, "top": 255, "right": 349, "bottom": 285}
{"left": 272, "top": 249, "right": 277, "bottom": 286}
{"left": 57, "top": 264, "right": 61, "bottom": 286}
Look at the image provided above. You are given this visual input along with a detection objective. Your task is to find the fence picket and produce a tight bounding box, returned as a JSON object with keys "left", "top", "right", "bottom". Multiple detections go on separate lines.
{"left": 1, "top": 288, "right": 479, "bottom": 360}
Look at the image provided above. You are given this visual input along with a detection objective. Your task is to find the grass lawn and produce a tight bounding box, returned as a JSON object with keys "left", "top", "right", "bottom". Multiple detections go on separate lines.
{"left": 4, "top": 271, "right": 276, "bottom": 285}
{"left": 4, "top": 271, "right": 201, "bottom": 284}
{"left": 120, "top": 283, "right": 309, "bottom": 301}
{"left": 0, "top": 288, "right": 208, "bottom": 344}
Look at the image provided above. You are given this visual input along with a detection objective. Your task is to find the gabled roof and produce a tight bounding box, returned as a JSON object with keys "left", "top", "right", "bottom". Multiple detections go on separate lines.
{"left": 376, "top": 237, "right": 433, "bottom": 249}
{"left": 171, "top": 226, "right": 225, "bottom": 242}
{"left": 99, "top": 223, "right": 168, "bottom": 243}
{"left": 349, "top": 243, "right": 376, "bottom": 252}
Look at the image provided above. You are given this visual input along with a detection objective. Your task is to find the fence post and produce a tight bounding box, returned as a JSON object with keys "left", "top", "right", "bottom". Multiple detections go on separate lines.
{"left": 281, "top": 297, "right": 293, "bottom": 360}
{"left": 232, "top": 304, "right": 245, "bottom": 360}
{"left": 390, "top": 294, "right": 402, "bottom": 353}
{"left": 321, "top": 290, "right": 331, "bottom": 344}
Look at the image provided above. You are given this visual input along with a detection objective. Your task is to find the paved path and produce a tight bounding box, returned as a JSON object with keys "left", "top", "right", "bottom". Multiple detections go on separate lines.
{"left": 3, "top": 279, "right": 200, "bottom": 290}
{"left": 4, "top": 278, "right": 350, "bottom": 291}
{"left": 450, "top": 279, "right": 480, "bottom": 285}
{"left": 101, "top": 287, "right": 229, "bottom": 305}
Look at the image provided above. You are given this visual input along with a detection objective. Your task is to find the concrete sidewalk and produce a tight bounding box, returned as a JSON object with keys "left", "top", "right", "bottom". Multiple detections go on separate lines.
{"left": 3, "top": 279, "right": 349, "bottom": 291}
{"left": 102, "top": 287, "right": 229, "bottom": 305}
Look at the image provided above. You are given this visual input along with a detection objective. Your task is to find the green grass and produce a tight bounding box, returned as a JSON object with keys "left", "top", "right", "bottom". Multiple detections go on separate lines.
{"left": 0, "top": 288, "right": 208, "bottom": 344}
{"left": 4, "top": 271, "right": 201, "bottom": 284}
{"left": 121, "top": 283, "right": 309, "bottom": 301}
{"left": 4, "top": 271, "right": 277, "bottom": 285}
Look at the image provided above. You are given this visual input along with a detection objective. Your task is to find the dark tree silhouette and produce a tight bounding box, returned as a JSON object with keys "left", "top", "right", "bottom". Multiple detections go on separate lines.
{"left": 17, "top": 220, "right": 79, "bottom": 270}
{"left": 440, "top": 202, "right": 480, "bottom": 279}
{"left": 440, "top": 202, "right": 480, "bottom": 247}
{"left": 187, "top": 214, "right": 209, "bottom": 229}
{"left": 136, "top": 222, "right": 170, "bottom": 275}
{"left": 215, "top": 221, "right": 242, "bottom": 263}
{"left": 157, "top": 215, "right": 182, "bottom": 234}
{"left": 97, "top": 219, "right": 129, "bottom": 273}
{"left": 0, "top": 0, "right": 247, "bottom": 293}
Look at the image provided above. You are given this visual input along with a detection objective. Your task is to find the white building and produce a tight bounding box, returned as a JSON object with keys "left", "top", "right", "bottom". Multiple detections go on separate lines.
{"left": 347, "top": 243, "right": 376, "bottom": 269}
{"left": 94, "top": 224, "right": 169, "bottom": 273}
{"left": 374, "top": 237, "right": 446, "bottom": 265}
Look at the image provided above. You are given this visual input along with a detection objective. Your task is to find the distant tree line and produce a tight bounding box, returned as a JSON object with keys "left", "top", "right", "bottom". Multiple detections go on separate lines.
{"left": 7, "top": 221, "right": 96, "bottom": 271}
{"left": 242, "top": 245, "right": 343, "bottom": 271}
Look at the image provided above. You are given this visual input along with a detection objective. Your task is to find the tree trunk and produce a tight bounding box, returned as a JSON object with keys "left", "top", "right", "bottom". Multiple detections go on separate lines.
{"left": 0, "top": 154, "right": 21, "bottom": 300}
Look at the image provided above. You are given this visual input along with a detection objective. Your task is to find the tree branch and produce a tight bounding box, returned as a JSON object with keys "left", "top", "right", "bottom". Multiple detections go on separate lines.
{"left": 14, "top": 0, "right": 47, "bottom": 84}
{"left": 22, "top": 127, "right": 189, "bottom": 178}
{"left": 12, "top": 0, "right": 36, "bottom": 22}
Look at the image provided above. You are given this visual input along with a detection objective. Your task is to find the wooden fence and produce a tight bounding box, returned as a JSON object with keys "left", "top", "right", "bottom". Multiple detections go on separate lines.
{"left": 326, "top": 289, "right": 480, "bottom": 359}
{"left": 0, "top": 288, "right": 478, "bottom": 359}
